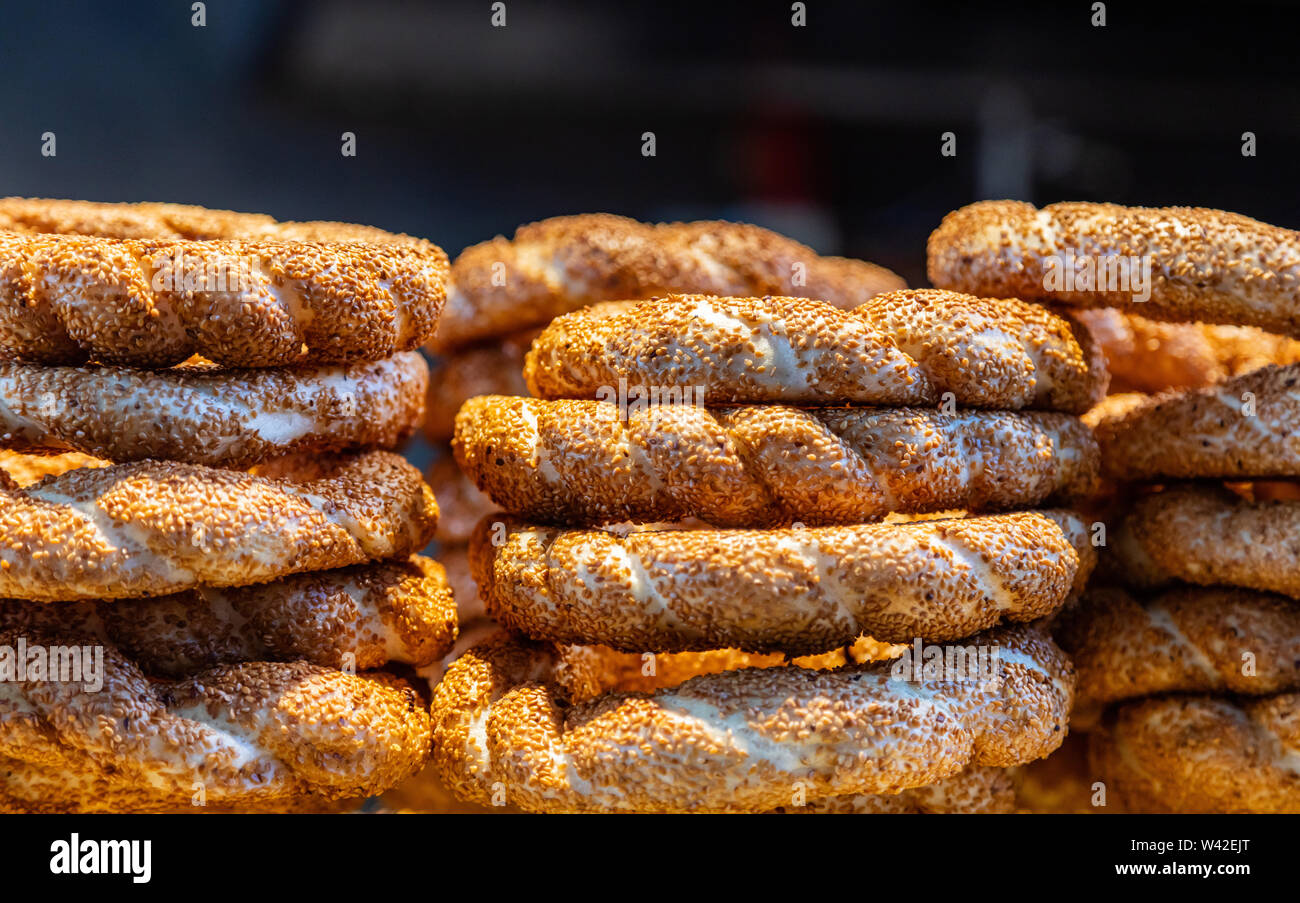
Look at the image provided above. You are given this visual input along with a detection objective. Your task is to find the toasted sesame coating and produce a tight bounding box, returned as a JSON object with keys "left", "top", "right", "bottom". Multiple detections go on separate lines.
{"left": 455, "top": 396, "right": 1098, "bottom": 527}
{"left": 469, "top": 510, "right": 1094, "bottom": 652}
{"left": 1092, "top": 363, "right": 1300, "bottom": 480}
{"left": 0, "top": 351, "right": 427, "bottom": 467}
{"left": 0, "top": 199, "right": 449, "bottom": 368}
{"left": 1057, "top": 585, "right": 1300, "bottom": 729}
{"left": 556, "top": 639, "right": 1012, "bottom": 813}
{"left": 780, "top": 766, "right": 1016, "bottom": 813}
{"left": 0, "top": 556, "right": 457, "bottom": 677}
{"left": 424, "top": 329, "right": 538, "bottom": 443}
{"left": 0, "top": 628, "right": 432, "bottom": 813}
{"left": 0, "top": 197, "right": 424, "bottom": 244}
{"left": 1089, "top": 693, "right": 1300, "bottom": 813}
{"left": 428, "top": 448, "right": 499, "bottom": 544}
{"left": 1112, "top": 484, "right": 1300, "bottom": 597}
{"left": 928, "top": 200, "right": 1300, "bottom": 337}
{"left": 1074, "top": 308, "right": 1300, "bottom": 394}
{"left": 428, "top": 625, "right": 1074, "bottom": 813}
{"left": 525, "top": 291, "right": 1106, "bottom": 413}
{"left": 430, "top": 213, "right": 906, "bottom": 351}
{"left": 0, "top": 450, "right": 438, "bottom": 601}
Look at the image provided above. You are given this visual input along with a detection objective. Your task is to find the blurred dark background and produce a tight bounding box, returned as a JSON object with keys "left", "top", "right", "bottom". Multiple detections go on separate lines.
{"left": 1, "top": 0, "right": 1297, "bottom": 285}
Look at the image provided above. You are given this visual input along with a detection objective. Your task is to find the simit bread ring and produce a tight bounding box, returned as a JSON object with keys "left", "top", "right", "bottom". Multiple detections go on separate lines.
{"left": 429, "top": 625, "right": 1073, "bottom": 813}
{"left": 0, "top": 351, "right": 428, "bottom": 467}
{"left": 552, "top": 641, "right": 1009, "bottom": 814}
{"left": 1093, "top": 363, "right": 1300, "bottom": 480}
{"left": 524, "top": 291, "right": 1106, "bottom": 412}
{"left": 0, "top": 199, "right": 449, "bottom": 368}
{"left": 1089, "top": 693, "right": 1300, "bottom": 813}
{"left": 1073, "top": 308, "right": 1300, "bottom": 394}
{"left": 1112, "top": 485, "right": 1300, "bottom": 597}
{"left": 423, "top": 329, "right": 538, "bottom": 443}
{"left": 454, "top": 396, "right": 1099, "bottom": 527}
{"left": 927, "top": 200, "right": 1300, "bottom": 337}
{"left": 0, "top": 449, "right": 438, "bottom": 601}
{"left": 0, "top": 449, "right": 105, "bottom": 487}
{"left": 470, "top": 510, "right": 1094, "bottom": 652}
{"left": 0, "top": 628, "right": 431, "bottom": 813}
{"left": 430, "top": 213, "right": 906, "bottom": 351}
{"left": 1057, "top": 586, "right": 1300, "bottom": 728}
{"left": 0, "top": 556, "right": 457, "bottom": 677}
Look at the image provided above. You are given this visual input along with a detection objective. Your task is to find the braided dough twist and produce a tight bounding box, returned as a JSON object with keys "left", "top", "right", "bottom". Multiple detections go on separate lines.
{"left": 1113, "top": 485, "right": 1300, "bottom": 597}
{"left": 0, "top": 351, "right": 428, "bottom": 467}
{"left": 0, "top": 628, "right": 431, "bottom": 813}
{"left": 928, "top": 200, "right": 1300, "bottom": 337}
{"left": 524, "top": 291, "right": 1105, "bottom": 412}
{"left": 471, "top": 510, "right": 1094, "bottom": 653}
{"left": 0, "top": 450, "right": 438, "bottom": 601}
{"left": 553, "top": 641, "right": 1010, "bottom": 812}
{"left": 431, "top": 213, "right": 906, "bottom": 350}
{"left": 0, "top": 199, "right": 448, "bottom": 368}
{"left": 1057, "top": 586, "right": 1300, "bottom": 728}
{"left": 455, "top": 396, "right": 1098, "bottom": 527}
{"left": 1090, "top": 693, "right": 1300, "bottom": 813}
{"left": 1093, "top": 363, "right": 1300, "bottom": 480}
{"left": 0, "top": 556, "right": 457, "bottom": 677}
{"left": 430, "top": 626, "right": 1073, "bottom": 813}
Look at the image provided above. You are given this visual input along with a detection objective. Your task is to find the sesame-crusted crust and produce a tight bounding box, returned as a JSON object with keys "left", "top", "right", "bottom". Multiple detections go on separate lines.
{"left": 0, "top": 198, "right": 449, "bottom": 368}
{"left": 471, "top": 510, "right": 1094, "bottom": 652}
{"left": 0, "top": 628, "right": 432, "bottom": 813}
{"left": 554, "top": 642, "right": 1009, "bottom": 813}
{"left": 0, "top": 556, "right": 457, "bottom": 677}
{"left": 1073, "top": 308, "right": 1300, "bottom": 394}
{"left": 430, "top": 213, "right": 906, "bottom": 351}
{"left": 927, "top": 200, "right": 1300, "bottom": 337}
{"left": 424, "top": 330, "right": 538, "bottom": 443}
{"left": 1112, "top": 485, "right": 1300, "bottom": 597}
{"left": 0, "top": 351, "right": 428, "bottom": 467}
{"left": 524, "top": 291, "right": 1106, "bottom": 412}
{"left": 1092, "top": 363, "right": 1300, "bottom": 480}
{"left": 1089, "top": 693, "right": 1300, "bottom": 813}
{"left": 455, "top": 396, "right": 1099, "bottom": 527}
{"left": 1057, "top": 585, "right": 1300, "bottom": 729}
{"left": 0, "top": 450, "right": 438, "bottom": 601}
{"left": 429, "top": 626, "right": 1073, "bottom": 813}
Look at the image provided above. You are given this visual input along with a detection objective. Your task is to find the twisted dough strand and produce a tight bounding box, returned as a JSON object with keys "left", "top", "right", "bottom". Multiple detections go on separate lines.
{"left": 1093, "top": 363, "right": 1300, "bottom": 480}
{"left": 430, "top": 626, "right": 1073, "bottom": 813}
{"left": 455, "top": 396, "right": 1098, "bottom": 527}
{"left": 1090, "top": 693, "right": 1300, "bottom": 813}
{"left": 424, "top": 329, "right": 536, "bottom": 442}
{"left": 0, "top": 556, "right": 457, "bottom": 677}
{"left": 0, "top": 199, "right": 448, "bottom": 368}
{"left": 0, "top": 450, "right": 438, "bottom": 601}
{"left": 0, "top": 628, "right": 431, "bottom": 813}
{"left": 0, "top": 351, "right": 428, "bottom": 467}
{"left": 1057, "top": 586, "right": 1300, "bottom": 727}
{"left": 525, "top": 291, "right": 1105, "bottom": 412}
{"left": 1112, "top": 485, "right": 1300, "bottom": 597}
{"left": 928, "top": 200, "right": 1300, "bottom": 337}
{"left": 471, "top": 510, "right": 1094, "bottom": 652}
{"left": 432, "top": 214, "right": 906, "bottom": 350}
